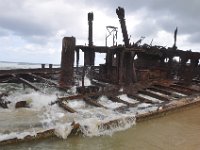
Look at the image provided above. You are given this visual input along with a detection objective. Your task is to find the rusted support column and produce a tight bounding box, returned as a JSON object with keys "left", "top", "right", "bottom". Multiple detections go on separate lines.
{"left": 76, "top": 48, "right": 79, "bottom": 68}
{"left": 118, "top": 51, "right": 137, "bottom": 85}
{"left": 124, "top": 52, "right": 137, "bottom": 84}
{"left": 84, "top": 49, "right": 95, "bottom": 66}
{"left": 49, "top": 64, "right": 52, "bottom": 69}
{"left": 118, "top": 51, "right": 125, "bottom": 84}
{"left": 59, "top": 37, "right": 75, "bottom": 88}
{"left": 41, "top": 64, "right": 45, "bottom": 69}
{"left": 106, "top": 50, "right": 113, "bottom": 79}
{"left": 84, "top": 12, "right": 95, "bottom": 66}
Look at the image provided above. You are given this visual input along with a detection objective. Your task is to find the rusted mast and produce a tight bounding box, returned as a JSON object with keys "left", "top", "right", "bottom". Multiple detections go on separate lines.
{"left": 116, "top": 7, "right": 129, "bottom": 47}
{"left": 173, "top": 27, "right": 178, "bottom": 49}
{"left": 59, "top": 37, "right": 75, "bottom": 88}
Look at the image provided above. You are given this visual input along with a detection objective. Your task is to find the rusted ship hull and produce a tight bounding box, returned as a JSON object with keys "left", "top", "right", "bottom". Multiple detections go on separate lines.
{"left": 1, "top": 6, "right": 200, "bottom": 145}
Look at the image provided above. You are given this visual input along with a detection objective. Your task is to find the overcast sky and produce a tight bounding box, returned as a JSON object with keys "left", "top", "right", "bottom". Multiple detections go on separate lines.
{"left": 0, "top": 0, "right": 200, "bottom": 64}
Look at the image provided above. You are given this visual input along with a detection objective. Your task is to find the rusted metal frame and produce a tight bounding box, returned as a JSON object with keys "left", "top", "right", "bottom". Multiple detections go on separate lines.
{"left": 136, "top": 94, "right": 200, "bottom": 122}
{"left": 167, "top": 84, "right": 194, "bottom": 95}
{"left": 114, "top": 105, "right": 139, "bottom": 112}
{"left": 83, "top": 97, "right": 106, "bottom": 108}
{"left": 139, "top": 90, "right": 170, "bottom": 102}
{"left": 0, "top": 129, "right": 56, "bottom": 146}
{"left": 0, "top": 122, "right": 80, "bottom": 145}
{"left": 153, "top": 84, "right": 192, "bottom": 96}
{"left": 0, "top": 114, "right": 135, "bottom": 145}
{"left": 28, "top": 73, "right": 58, "bottom": 87}
{"left": 127, "top": 94, "right": 157, "bottom": 104}
{"left": 58, "top": 100, "right": 77, "bottom": 113}
{"left": 170, "top": 84, "right": 200, "bottom": 93}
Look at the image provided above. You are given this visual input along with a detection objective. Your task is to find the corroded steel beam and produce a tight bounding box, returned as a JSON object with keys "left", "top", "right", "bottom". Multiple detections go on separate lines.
{"left": 139, "top": 90, "right": 170, "bottom": 102}
{"left": 127, "top": 94, "right": 157, "bottom": 104}
{"left": 58, "top": 100, "right": 77, "bottom": 113}
{"left": 83, "top": 97, "right": 106, "bottom": 108}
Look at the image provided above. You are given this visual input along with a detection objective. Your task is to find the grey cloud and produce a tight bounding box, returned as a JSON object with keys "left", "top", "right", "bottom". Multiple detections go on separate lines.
{"left": 89, "top": 0, "right": 200, "bottom": 44}
{"left": 0, "top": 16, "right": 51, "bottom": 36}
{"left": 1, "top": 0, "right": 200, "bottom": 64}
{"left": 0, "top": 0, "right": 88, "bottom": 44}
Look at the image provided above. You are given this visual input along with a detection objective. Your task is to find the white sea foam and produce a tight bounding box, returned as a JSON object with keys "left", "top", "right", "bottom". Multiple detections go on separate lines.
{"left": 98, "top": 96, "right": 126, "bottom": 109}
{"left": 67, "top": 100, "right": 86, "bottom": 109}
{"left": 79, "top": 115, "right": 136, "bottom": 137}
{"left": 54, "top": 123, "right": 73, "bottom": 139}
{"left": 76, "top": 108, "right": 136, "bottom": 136}
{"left": 5, "top": 91, "right": 57, "bottom": 110}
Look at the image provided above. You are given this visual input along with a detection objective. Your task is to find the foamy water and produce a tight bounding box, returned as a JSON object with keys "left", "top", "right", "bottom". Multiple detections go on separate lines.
{"left": 0, "top": 83, "right": 139, "bottom": 142}
{"left": 0, "top": 63, "right": 157, "bottom": 143}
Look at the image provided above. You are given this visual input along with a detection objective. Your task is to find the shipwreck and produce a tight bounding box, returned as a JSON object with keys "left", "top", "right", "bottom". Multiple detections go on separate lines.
{"left": 0, "top": 7, "right": 200, "bottom": 145}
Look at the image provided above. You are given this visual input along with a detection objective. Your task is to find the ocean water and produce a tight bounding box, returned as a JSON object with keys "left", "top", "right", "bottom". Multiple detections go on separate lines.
{"left": 0, "top": 61, "right": 59, "bottom": 70}
{"left": 1, "top": 62, "right": 200, "bottom": 150}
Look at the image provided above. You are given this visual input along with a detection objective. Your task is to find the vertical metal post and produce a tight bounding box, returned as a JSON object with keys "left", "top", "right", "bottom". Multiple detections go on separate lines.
{"left": 88, "top": 12, "right": 93, "bottom": 47}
